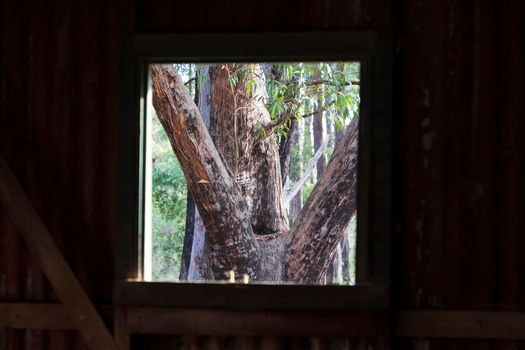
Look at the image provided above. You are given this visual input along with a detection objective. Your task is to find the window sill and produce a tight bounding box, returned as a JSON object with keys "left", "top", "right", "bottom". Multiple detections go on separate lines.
{"left": 113, "top": 280, "right": 389, "bottom": 310}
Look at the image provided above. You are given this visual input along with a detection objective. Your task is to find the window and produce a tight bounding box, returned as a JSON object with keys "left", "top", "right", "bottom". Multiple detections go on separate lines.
{"left": 116, "top": 32, "right": 391, "bottom": 308}
{"left": 145, "top": 61, "right": 360, "bottom": 284}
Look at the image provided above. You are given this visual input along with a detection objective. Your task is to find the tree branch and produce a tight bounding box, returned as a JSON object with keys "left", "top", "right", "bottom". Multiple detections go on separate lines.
{"left": 285, "top": 117, "right": 359, "bottom": 284}
{"left": 184, "top": 77, "right": 196, "bottom": 86}
{"left": 264, "top": 100, "right": 336, "bottom": 137}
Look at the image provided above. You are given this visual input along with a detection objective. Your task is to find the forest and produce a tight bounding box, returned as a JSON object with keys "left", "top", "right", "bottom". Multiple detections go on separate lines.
{"left": 148, "top": 62, "right": 360, "bottom": 285}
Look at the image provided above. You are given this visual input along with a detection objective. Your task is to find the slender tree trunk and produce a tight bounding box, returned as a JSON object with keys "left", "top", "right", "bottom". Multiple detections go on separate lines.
{"left": 328, "top": 110, "right": 337, "bottom": 150}
{"left": 186, "top": 65, "right": 213, "bottom": 280}
{"left": 289, "top": 118, "right": 303, "bottom": 224}
{"left": 180, "top": 67, "right": 201, "bottom": 280}
{"left": 179, "top": 191, "right": 195, "bottom": 280}
{"left": 313, "top": 70, "right": 327, "bottom": 178}
{"left": 341, "top": 232, "right": 351, "bottom": 284}
{"left": 279, "top": 119, "right": 298, "bottom": 183}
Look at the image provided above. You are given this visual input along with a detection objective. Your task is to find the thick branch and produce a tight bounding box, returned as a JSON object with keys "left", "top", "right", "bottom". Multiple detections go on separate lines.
{"left": 151, "top": 65, "right": 258, "bottom": 278}
{"left": 285, "top": 117, "right": 359, "bottom": 283}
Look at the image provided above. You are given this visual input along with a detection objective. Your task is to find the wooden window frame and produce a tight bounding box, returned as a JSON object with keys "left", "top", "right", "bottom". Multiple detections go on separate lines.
{"left": 115, "top": 32, "right": 392, "bottom": 312}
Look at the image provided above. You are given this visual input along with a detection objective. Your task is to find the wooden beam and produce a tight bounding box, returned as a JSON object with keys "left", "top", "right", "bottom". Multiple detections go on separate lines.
{"left": 396, "top": 310, "right": 525, "bottom": 340}
{"left": 4, "top": 304, "right": 525, "bottom": 342}
{"left": 114, "top": 307, "right": 131, "bottom": 350}
{"left": 0, "top": 303, "right": 74, "bottom": 330}
{"left": 0, "top": 155, "right": 118, "bottom": 350}
{"left": 114, "top": 280, "right": 389, "bottom": 310}
{"left": 126, "top": 307, "right": 386, "bottom": 337}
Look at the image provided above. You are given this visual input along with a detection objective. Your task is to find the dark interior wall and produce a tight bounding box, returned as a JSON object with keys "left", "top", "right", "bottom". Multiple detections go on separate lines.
{"left": 136, "top": 0, "right": 390, "bottom": 31}
{"left": 0, "top": 0, "right": 524, "bottom": 349}
{"left": 0, "top": 0, "right": 122, "bottom": 303}
{"left": 396, "top": 0, "right": 525, "bottom": 311}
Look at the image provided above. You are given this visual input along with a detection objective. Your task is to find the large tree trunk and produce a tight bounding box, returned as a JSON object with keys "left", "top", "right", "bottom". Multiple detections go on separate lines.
{"left": 152, "top": 65, "right": 259, "bottom": 280}
{"left": 208, "top": 64, "right": 288, "bottom": 235}
{"left": 151, "top": 64, "right": 358, "bottom": 284}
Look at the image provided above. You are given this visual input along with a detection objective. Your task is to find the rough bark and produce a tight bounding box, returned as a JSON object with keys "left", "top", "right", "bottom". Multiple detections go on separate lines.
{"left": 151, "top": 65, "right": 258, "bottom": 279}
{"left": 285, "top": 116, "right": 359, "bottom": 284}
{"left": 312, "top": 112, "right": 326, "bottom": 178}
{"left": 208, "top": 64, "right": 288, "bottom": 235}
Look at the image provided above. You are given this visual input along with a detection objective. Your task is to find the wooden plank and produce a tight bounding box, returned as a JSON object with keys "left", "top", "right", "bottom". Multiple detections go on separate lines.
{"left": 396, "top": 310, "right": 525, "bottom": 340}
{"left": 0, "top": 303, "right": 74, "bottom": 330}
{"left": 114, "top": 307, "right": 131, "bottom": 350}
{"left": 0, "top": 155, "right": 118, "bottom": 350}
{"left": 133, "top": 32, "right": 377, "bottom": 62}
{"left": 126, "top": 307, "right": 385, "bottom": 337}
{"left": 114, "top": 280, "right": 389, "bottom": 310}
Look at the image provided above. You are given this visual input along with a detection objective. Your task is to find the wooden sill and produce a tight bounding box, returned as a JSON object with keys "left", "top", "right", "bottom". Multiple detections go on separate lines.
{"left": 113, "top": 280, "right": 389, "bottom": 310}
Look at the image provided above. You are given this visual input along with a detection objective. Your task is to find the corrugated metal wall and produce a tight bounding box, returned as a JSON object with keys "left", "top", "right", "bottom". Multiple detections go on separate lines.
{"left": 396, "top": 0, "right": 525, "bottom": 315}
{"left": 1, "top": 0, "right": 524, "bottom": 349}
{"left": 395, "top": 0, "right": 525, "bottom": 348}
{"left": 0, "top": 0, "right": 120, "bottom": 348}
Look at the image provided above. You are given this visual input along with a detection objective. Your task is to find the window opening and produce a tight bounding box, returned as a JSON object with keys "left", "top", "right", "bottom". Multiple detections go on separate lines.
{"left": 143, "top": 62, "right": 360, "bottom": 285}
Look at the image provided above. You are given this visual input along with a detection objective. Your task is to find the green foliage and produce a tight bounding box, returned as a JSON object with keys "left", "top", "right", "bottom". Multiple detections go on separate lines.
{"left": 151, "top": 112, "right": 187, "bottom": 281}
{"left": 265, "top": 62, "right": 360, "bottom": 143}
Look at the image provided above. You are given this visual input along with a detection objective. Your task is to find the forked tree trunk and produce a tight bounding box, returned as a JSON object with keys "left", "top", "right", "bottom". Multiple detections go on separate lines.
{"left": 151, "top": 64, "right": 358, "bottom": 283}
{"left": 208, "top": 64, "right": 288, "bottom": 235}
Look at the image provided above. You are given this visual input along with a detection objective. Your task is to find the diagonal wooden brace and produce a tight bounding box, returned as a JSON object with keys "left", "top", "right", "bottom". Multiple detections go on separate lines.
{"left": 0, "top": 155, "right": 119, "bottom": 350}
